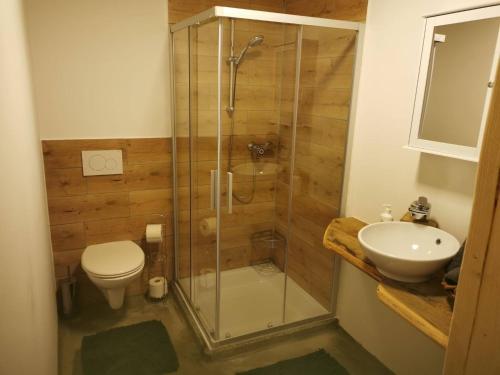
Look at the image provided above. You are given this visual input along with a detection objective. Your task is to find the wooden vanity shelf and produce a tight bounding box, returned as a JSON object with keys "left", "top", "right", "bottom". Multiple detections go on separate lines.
{"left": 323, "top": 217, "right": 453, "bottom": 348}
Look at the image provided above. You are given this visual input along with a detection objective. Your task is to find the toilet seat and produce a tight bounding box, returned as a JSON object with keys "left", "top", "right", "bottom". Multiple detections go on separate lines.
{"left": 82, "top": 240, "right": 145, "bottom": 279}
{"left": 84, "top": 261, "right": 145, "bottom": 279}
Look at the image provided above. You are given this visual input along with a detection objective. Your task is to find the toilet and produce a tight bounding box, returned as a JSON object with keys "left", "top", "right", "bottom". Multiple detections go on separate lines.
{"left": 81, "top": 241, "right": 145, "bottom": 309}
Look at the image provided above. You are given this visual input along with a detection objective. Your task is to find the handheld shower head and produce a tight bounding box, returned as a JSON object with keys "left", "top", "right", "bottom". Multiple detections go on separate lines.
{"left": 235, "top": 35, "right": 264, "bottom": 65}
{"left": 248, "top": 35, "right": 264, "bottom": 47}
{"left": 227, "top": 34, "right": 265, "bottom": 114}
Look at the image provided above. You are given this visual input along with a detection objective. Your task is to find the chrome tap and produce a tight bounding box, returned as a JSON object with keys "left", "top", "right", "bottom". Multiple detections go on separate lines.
{"left": 247, "top": 141, "right": 274, "bottom": 160}
{"left": 409, "top": 196, "right": 431, "bottom": 221}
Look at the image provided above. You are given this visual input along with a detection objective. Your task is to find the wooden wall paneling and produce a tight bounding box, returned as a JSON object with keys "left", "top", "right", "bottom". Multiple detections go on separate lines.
{"left": 51, "top": 223, "right": 86, "bottom": 252}
{"left": 125, "top": 138, "right": 172, "bottom": 164}
{"left": 444, "top": 65, "right": 500, "bottom": 374}
{"left": 127, "top": 163, "right": 172, "bottom": 191}
{"left": 84, "top": 218, "right": 134, "bottom": 245}
{"left": 168, "top": 0, "right": 286, "bottom": 25}
{"left": 83, "top": 214, "right": 172, "bottom": 246}
{"left": 285, "top": 0, "right": 335, "bottom": 18}
{"left": 129, "top": 189, "right": 172, "bottom": 215}
{"left": 47, "top": 195, "right": 86, "bottom": 225}
{"left": 48, "top": 192, "right": 131, "bottom": 223}
{"left": 465, "top": 186, "right": 500, "bottom": 373}
{"left": 45, "top": 168, "right": 87, "bottom": 197}
{"left": 42, "top": 139, "right": 127, "bottom": 169}
{"left": 272, "top": 25, "right": 355, "bottom": 310}
{"left": 331, "top": 0, "right": 368, "bottom": 21}
{"left": 42, "top": 138, "right": 174, "bottom": 303}
{"left": 83, "top": 193, "right": 130, "bottom": 221}
{"left": 167, "top": 0, "right": 367, "bottom": 24}
{"left": 285, "top": 0, "right": 367, "bottom": 21}
{"left": 86, "top": 173, "right": 128, "bottom": 194}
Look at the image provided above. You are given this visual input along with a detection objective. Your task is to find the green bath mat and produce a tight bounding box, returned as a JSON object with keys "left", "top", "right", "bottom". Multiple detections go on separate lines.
{"left": 238, "top": 349, "right": 349, "bottom": 375}
{"left": 81, "top": 320, "right": 179, "bottom": 375}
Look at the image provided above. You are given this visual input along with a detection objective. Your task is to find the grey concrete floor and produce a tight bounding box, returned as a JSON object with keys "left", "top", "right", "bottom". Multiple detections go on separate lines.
{"left": 59, "top": 295, "right": 391, "bottom": 375}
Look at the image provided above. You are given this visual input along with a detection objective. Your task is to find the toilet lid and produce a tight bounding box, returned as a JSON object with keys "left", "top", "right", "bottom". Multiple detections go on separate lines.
{"left": 82, "top": 241, "right": 145, "bottom": 277}
{"left": 84, "top": 262, "right": 144, "bottom": 279}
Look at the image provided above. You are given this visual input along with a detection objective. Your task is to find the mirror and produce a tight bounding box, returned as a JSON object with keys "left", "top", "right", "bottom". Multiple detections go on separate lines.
{"left": 409, "top": 6, "right": 500, "bottom": 161}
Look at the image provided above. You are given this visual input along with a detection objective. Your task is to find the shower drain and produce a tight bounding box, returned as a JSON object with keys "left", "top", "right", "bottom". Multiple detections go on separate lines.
{"left": 253, "top": 262, "right": 280, "bottom": 276}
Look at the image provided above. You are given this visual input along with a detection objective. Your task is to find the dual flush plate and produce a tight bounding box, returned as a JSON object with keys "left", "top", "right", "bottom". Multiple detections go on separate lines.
{"left": 81, "top": 150, "right": 123, "bottom": 176}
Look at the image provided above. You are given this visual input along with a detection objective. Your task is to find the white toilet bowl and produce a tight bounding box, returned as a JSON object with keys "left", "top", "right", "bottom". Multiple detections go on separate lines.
{"left": 81, "top": 241, "right": 145, "bottom": 309}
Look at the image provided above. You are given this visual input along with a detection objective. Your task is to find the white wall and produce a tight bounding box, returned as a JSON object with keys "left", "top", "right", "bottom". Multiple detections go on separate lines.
{"left": 24, "top": 0, "right": 171, "bottom": 140}
{"left": 340, "top": 0, "right": 494, "bottom": 374}
{"left": 0, "top": 1, "right": 58, "bottom": 374}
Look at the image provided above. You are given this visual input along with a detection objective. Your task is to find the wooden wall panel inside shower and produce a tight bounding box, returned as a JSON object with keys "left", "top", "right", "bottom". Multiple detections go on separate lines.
{"left": 275, "top": 27, "right": 357, "bottom": 309}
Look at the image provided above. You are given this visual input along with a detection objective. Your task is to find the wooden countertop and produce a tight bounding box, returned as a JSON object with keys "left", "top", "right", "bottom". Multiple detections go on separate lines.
{"left": 323, "top": 217, "right": 453, "bottom": 348}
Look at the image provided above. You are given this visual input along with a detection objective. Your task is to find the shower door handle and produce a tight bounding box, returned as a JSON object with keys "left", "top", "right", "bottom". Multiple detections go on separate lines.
{"left": 210, "top": 169, "right": 217, "bottom": 210}
{"left": 227, "top": 172, "right": 233, "bottom": 214}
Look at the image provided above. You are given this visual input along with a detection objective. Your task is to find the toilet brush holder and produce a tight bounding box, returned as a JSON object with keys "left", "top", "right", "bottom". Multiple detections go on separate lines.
{"left": 57, "top": 265, "right": 78, "bottom": 317}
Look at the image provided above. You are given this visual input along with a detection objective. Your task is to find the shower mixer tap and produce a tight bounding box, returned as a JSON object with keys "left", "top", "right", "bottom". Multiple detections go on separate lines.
{"left": 248, "top": 141, "right": 274, "bottom": 159}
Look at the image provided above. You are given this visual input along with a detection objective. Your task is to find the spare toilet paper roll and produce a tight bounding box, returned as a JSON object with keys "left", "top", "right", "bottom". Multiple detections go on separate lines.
{"left": 149, "top": 277, "right": 167, "bottom": 299}
{"left": 199, "top": 217, "right": 217, "bottom": 236}
{"left": 146, "top": 224, "right": 163, "bottom": 243}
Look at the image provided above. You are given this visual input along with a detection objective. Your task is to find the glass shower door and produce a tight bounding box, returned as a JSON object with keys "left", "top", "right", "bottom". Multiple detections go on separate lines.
{"left": 189, "top": 20, "right": 220, "bottom": 338}
{"left": 172, "top": 28, "right": 191, "bottom": 300}
{"left": 217, "top": 20, "right": 300, "bottom": 339}
{"left": 284, "top": 25, "right": 358, "bottom": 323}
{"left": 173, "top": 19, "right": 221, "bottom": 339}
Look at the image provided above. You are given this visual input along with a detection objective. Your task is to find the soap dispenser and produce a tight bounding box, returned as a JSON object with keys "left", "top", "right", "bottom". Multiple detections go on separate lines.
{"left": 380, "top": 204, "right": 393, "bottom": 222}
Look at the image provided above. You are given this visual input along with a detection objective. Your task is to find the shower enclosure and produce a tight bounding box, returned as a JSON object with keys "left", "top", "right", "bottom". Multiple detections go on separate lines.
{"left": 170, "top": 6, "right": 360, "bottom": 349}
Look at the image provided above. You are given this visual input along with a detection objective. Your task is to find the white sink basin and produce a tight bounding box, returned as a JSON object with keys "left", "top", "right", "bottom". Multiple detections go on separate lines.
{"left": 358, "top": 222, "right": 460, "bottom": 283}
{"left": 232, "top": 162, "right": 282, "bottom": 176}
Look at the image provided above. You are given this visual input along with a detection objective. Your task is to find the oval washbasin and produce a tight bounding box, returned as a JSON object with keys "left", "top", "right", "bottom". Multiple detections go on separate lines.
{"left": 358, "top": 222, "right": 460, "bottom": 283}
{"left": 232, "top": 162, "right": 282, "bottom": 176}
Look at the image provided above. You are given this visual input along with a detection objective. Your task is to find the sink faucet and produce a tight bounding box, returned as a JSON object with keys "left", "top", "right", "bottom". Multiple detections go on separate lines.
{"left": 409, "top": 196, "right": 431, "bottom": 221}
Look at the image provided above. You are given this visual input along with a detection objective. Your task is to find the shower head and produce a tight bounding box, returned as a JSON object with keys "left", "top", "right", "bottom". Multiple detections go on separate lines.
{"left": 235, "top": 35, "right": 264, "bottom": 65}
{"left": 248, "top": 35, "right": 264, "bottom": 47}
{"left": 227, "top": 35, "right": 265, "bottom": 114}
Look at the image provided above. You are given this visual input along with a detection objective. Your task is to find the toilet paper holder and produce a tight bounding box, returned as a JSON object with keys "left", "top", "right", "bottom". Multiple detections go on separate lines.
{"left": 145, "top": 213, "right": 167, "bottom": 244}
{"left": 145, "top": 214, "right": 168, "bottom": 301}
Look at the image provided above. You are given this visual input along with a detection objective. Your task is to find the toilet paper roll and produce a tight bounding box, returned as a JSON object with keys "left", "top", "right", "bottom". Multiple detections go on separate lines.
{"left": 149, "top": 277, "right": 167, "bottom": 299}
{"left": 146, "top": 224, "right": 163, "bottom": 243}
{"left": 199, "top": 217, "right": 217, "bottom": 236}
